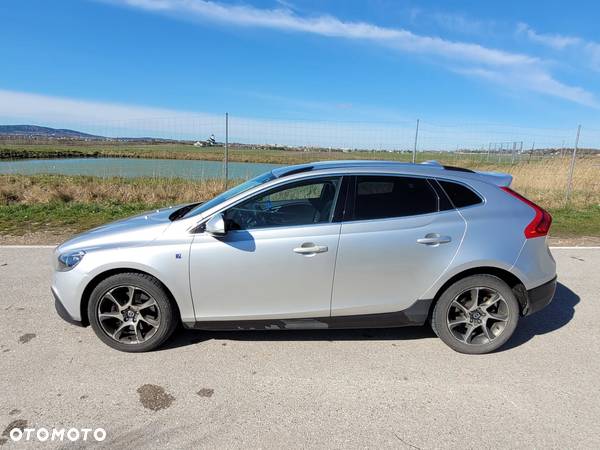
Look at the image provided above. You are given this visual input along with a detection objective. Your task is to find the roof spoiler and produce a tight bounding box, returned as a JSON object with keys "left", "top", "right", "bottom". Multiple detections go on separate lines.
{"left": 474, "top": 170, "right": 513, "bottom": 187}
{"left": 420, "top": 160, "right": 512, "bottom": 187}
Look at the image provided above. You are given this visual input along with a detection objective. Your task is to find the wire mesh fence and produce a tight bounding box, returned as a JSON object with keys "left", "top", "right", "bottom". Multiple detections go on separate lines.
{"left": 0, "top": 114, "right": 598, "bottom": 206}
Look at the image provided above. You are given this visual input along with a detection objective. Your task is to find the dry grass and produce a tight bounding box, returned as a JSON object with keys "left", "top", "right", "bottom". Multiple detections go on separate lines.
{"left": 1, "top": 157, "right": 598, "bottom": 209}
{"left": 0, "top": 175, "right": 231, "bottom": 206}
{"left": 466, "top": 157, "right": 600, "bottom": 209}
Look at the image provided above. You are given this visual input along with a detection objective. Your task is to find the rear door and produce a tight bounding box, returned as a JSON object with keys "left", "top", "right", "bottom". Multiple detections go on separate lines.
{"left": 331, "top": 175, "right": 466, "bottom": 316}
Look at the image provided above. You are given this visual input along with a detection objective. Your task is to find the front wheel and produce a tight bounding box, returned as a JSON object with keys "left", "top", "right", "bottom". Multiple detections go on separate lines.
{"left": 88, "top": 273, "right": 178, "bottom": 352}
{"left": 431, "top": 275, "right": 519, "bottom": 354}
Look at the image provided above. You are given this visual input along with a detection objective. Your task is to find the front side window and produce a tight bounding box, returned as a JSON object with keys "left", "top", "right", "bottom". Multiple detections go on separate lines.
{"left": 352, "top": 175, "right": 438, "bottom": 221}
{"left": 224, "top": 177, "right": 341, "bottom": 230}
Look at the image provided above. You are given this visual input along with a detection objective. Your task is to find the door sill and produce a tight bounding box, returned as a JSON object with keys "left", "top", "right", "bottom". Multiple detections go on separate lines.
{"left": 182, "top": 299, "right": 432, "bottom": 331}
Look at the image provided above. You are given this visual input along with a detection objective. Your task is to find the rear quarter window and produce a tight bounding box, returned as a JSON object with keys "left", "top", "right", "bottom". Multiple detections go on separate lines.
{"left": 438, "top": 180, "right": 483, "bottom": 209}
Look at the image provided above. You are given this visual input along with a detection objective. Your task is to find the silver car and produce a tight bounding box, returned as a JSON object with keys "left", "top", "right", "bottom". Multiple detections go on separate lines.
{"left": 52, "top": 161, "right": 557, "bottom": 354}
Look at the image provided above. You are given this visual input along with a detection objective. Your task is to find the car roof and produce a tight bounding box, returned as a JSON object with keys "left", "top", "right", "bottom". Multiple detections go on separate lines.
{"left": 271, "top": 160, "right": 512, "bottom": 187}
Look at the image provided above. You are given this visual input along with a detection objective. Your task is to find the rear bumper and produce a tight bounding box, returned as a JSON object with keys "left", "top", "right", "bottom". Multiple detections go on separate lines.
{"left": 52, "top": 288, "right": 84, "bottom": 327}
{"left": 524, "top": 276, "right": 557, "bottom": 316}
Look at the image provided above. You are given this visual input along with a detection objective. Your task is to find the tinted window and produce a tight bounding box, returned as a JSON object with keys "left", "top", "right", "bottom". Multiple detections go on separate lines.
{"left": 225, "top": 177, "right": 340, "bottom": 230}
{"left": 352, "top": 176, "right": 438, "bottom": 220}
{"left": 438, "top": 180, "right": 482, "bottom": 208}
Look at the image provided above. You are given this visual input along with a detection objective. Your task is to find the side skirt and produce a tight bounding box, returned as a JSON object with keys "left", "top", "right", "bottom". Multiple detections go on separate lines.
{"left": 182, "top": 299, "right": 432, "bottom": 331}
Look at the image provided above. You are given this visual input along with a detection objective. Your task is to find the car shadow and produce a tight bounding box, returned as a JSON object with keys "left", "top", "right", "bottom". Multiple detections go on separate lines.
{"left": 501, "top": 282, "right": 579, "bottom": 351}
{"left": 161, "top": 282, "right": 578, "bottom": 352}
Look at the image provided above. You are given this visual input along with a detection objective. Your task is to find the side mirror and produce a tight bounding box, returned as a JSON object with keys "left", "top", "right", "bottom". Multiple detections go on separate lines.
{"left": 205, "top": 213, "right": 227, "bottom": 236}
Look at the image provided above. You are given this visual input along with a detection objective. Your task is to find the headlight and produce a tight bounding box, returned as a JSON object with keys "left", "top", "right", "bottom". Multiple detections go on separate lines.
{"left": 57, "top": 250, "right": 86, "bottom": 271}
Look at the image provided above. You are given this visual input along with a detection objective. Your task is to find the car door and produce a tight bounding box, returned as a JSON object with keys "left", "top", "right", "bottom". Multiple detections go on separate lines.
{"left": 331, "top": 174, "right": 466, "bottom": 316}
{"left": 189, "top": 176, "right": 344, "bottom": 321}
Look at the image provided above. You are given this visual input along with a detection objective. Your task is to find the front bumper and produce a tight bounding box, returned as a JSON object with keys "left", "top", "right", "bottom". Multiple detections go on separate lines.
{"left": 524, "top": 276, "right": 557, "bottom": 316}
{"left": 52, "top": 288, "right": 84, "bottom": 327}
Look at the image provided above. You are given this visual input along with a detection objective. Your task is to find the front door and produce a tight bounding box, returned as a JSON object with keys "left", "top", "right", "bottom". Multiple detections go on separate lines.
{"left": 190, "top": 176, "right": 343, "bottom": 321}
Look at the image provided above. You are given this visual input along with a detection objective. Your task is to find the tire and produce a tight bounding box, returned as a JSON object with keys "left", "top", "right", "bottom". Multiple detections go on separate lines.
{"left": 88, "top": 272, "right": 178, "bottom": 352}
{"left": 431, "top": 275, "right": 519, "bottom": 354}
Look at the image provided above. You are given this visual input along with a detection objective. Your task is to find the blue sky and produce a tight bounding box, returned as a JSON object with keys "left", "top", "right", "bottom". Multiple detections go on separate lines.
{"left": 1, "top": 0, "right": 600, "bottom": 148}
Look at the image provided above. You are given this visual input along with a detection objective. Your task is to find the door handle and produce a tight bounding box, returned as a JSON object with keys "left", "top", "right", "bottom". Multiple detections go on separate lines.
{"left": 417, "top": 234, "right": 452, "bottom": 245}
{"left": 293, "top": 243, "right": 328, "bottom": 254}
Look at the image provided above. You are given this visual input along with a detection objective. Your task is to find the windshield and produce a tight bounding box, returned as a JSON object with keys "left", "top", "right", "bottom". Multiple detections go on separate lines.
{"left": 183, "top": 171, "right": 276, "bottom": 218}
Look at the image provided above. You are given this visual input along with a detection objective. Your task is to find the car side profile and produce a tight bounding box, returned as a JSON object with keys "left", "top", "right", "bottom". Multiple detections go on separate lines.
{"left": 52, "top": 160, "right": 557, "bottom": 354}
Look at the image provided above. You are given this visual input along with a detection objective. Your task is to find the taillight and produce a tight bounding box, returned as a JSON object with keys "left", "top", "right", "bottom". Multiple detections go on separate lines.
{"left": 500, "top": 187, "right": 552, "bottom": 239}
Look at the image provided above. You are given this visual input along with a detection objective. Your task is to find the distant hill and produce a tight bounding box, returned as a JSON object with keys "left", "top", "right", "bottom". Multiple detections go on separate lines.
{"left": 0, "top": 125, "right": 103, "bottom": 139}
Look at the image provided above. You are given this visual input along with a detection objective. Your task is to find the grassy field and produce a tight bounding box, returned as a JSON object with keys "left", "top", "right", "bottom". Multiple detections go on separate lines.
{"left": 0, "top": 141, "right": 565, "bottom": 165}
{"left": 0, "top": 170, "right": 598, "bottom": 239}
{"left": 1, "top": 141, "right": 598, "bottom": 239}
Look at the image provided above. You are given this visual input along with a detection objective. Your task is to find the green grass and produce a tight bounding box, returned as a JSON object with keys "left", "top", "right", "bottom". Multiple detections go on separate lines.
{"left": 548, "top": 205, "right": 600, "bottom": 237}
{"left": 0, "top": 202, "right": 162, "bottom": 236}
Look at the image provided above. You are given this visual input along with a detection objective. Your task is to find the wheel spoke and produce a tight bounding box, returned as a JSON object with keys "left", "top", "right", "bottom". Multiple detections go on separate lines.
{"left": 103, "top": 292, "right": 122, "bottom": 311}
{"left": 448, "top": 318, "right": 468, "bottom": 328}
{"left": 99, "top": 311, "right": 123, "bottom": 321}
{"left": 487, "top": 311, "right": 508, "bottom": 322}
{"left": 469, "top": 288, "right": 480, "bottom": 310}
{"left": 463, "top": 324, "right": 479, "bottom": 343}
{"left": 138, "top": 315, "right": 159, "bottom": 328}
{"left": 480, "top": 293, "right": 501, "bottom": 310}
{"left": 112, "top": 321, "right": 133, "bottom": 340}
{"left": 482, "top": 323, "right": 494, "bottom": 341}
{"left": 137, "top": 298, "right": 157, "bottom": 310}
{"left": 124, "top": 286, "right": 136, "bottom": 308}
{"left": 134, "top": 322, "right": 143, "bottom": 343}
{"left": 451, "top": 300, "right": 469, "bottom": 316}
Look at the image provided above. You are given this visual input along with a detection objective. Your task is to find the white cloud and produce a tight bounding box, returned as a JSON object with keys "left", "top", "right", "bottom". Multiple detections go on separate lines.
{"left": 454, "top": 67, "right": 599, "bottom": 108}
{"left": 104, "top": 0, "right": 597, "bottom": 108}
{"left": 516, "top": 23, "right": 580, "bottom": 50}
{"left": 517, "top": 23, "right": 600, "bottom": 72}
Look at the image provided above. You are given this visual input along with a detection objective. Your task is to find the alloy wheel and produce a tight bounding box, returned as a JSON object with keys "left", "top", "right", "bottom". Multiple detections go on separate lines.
{"left": 96, "top": 285, "right": 161, "bottom": 344}
{"left": 446, "top": 287, "right": 509, "bottom": 345}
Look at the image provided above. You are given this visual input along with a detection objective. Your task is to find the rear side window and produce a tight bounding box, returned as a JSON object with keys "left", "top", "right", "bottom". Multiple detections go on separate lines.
{"left": 352, "top": 176, "right": 438, "bottom": 220}
{"left": 438, "top": 180, "right": 482, "bottom": 208}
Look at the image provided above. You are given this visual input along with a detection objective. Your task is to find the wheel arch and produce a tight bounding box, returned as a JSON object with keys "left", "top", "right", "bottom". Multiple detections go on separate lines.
{"left": 431, "top": 266, "right": 528, "bottom": 316}
{"left": 80, "top": 268, "right": 180, "bottom": 326}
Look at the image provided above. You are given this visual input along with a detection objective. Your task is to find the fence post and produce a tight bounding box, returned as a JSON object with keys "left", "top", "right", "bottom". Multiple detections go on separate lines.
{"left": 412, "top": 119, "right": 419, "bottom": 164}
{"left": 565, "top": 124, "right": 581, "bottom": 204}
{"left": 224, "top": 112, "right": 229, "bottom": 189}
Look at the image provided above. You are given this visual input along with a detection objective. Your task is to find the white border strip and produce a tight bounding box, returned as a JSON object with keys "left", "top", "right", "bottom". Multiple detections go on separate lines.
{"left": 0, "top": 245, "right": 56, "bottom": 249}
{"left": 549, "top": 246, "right": 600, "bottom": 250}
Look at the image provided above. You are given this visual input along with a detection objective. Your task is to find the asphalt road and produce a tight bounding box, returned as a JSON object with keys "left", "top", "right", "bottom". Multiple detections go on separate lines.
{"left": 0, "top": 247, "right": 598, "bottom": 449}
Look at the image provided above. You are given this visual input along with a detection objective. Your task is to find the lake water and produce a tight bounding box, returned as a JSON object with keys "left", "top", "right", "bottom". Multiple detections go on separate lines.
{"left": 0, "top": 158, "right": 281, "bottom": 180}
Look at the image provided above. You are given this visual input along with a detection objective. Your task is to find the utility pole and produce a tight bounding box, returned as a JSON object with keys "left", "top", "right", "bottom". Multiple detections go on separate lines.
{"left": 224, "top": 112, "right": 229, "bottom": 189}
{"left": 565, "top": 125, "right": 581, "bottom": 203}
{"left": 412, "top": 119, "right": 419, "bottom": 164}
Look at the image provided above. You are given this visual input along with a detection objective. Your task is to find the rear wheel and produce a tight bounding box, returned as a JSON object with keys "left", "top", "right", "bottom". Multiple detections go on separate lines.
{"left": 88, "top": 273, "right": 178, "bottom": 352}
{"left": 431, "top": 275, "right": 519, "bottom": 354}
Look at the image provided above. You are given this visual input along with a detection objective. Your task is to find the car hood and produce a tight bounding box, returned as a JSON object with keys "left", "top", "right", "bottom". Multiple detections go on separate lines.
{"left": 57, "top": 205, "right": 185, "bottom": 253}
